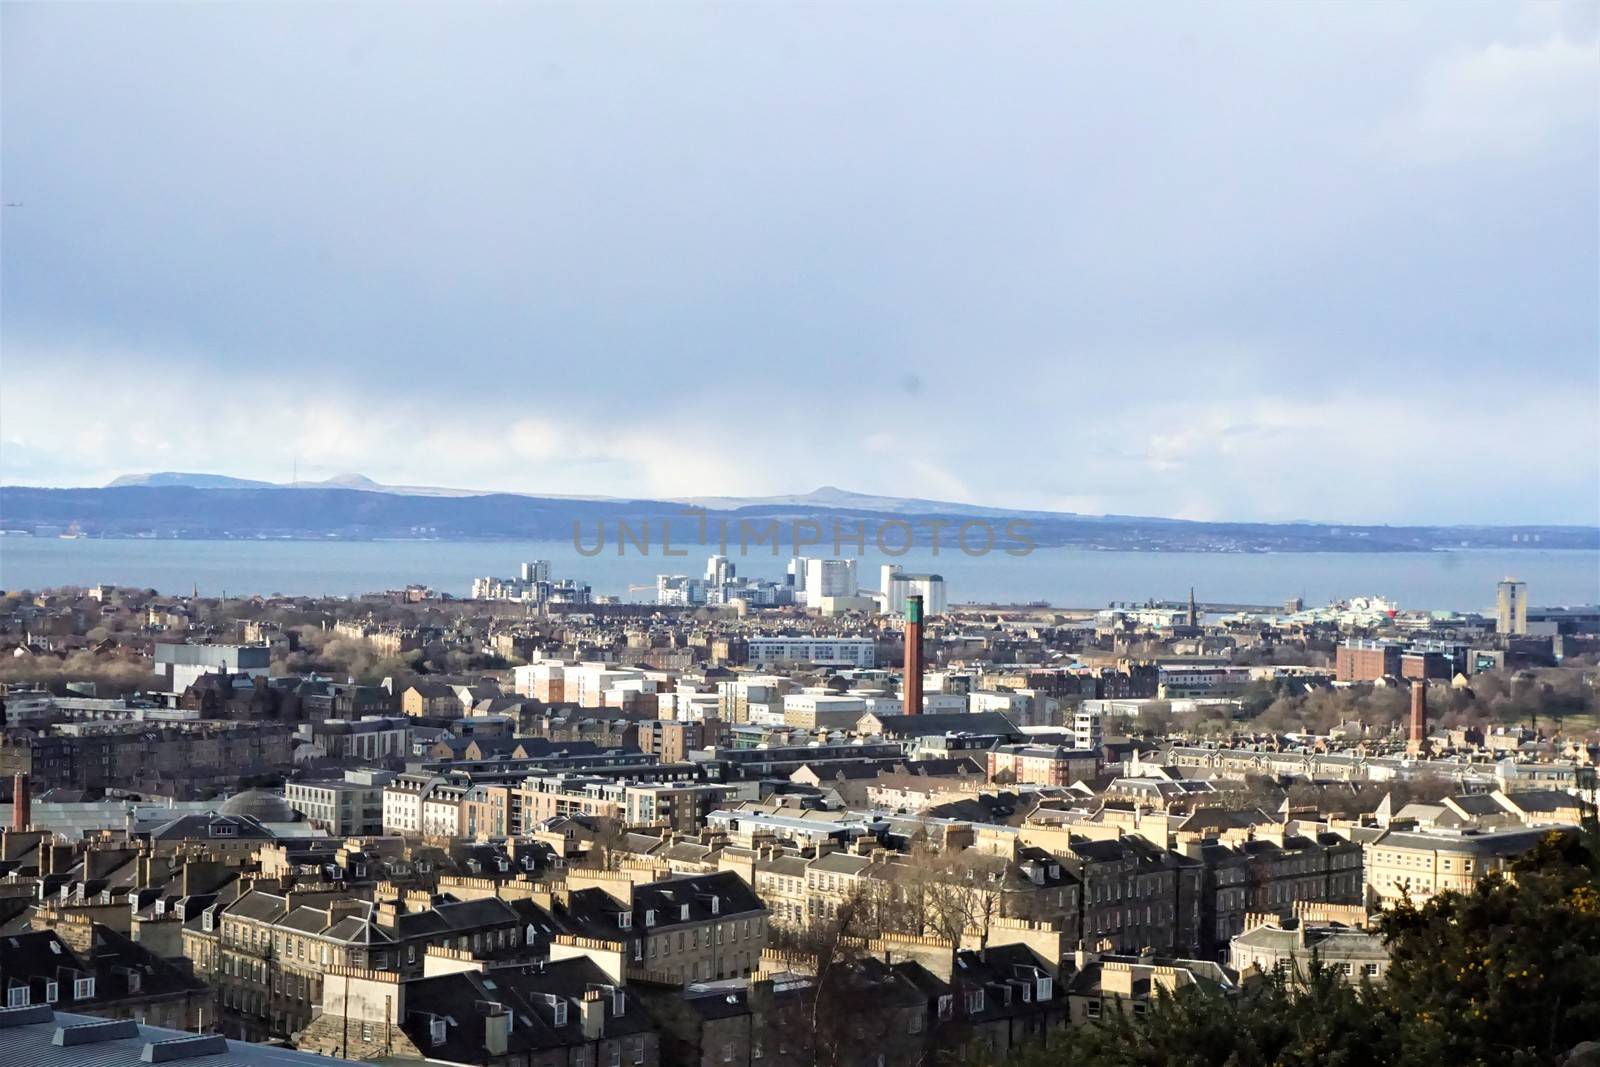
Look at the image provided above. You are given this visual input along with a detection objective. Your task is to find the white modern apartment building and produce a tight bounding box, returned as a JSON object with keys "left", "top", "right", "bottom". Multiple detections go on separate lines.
{"left": 746, "top": 636, "right": 876, "bottom": 668}
{"left": 1073, "top": 707, "right": 1103, "bottom": 751}
{"left": 799, "top": 558, "right": 857, "bottom": 604}
{"left": 284, "top": 770, "right": 394, "bottom": 835}
{"left": 716, "top": 677, "right": 787, "bottom": 723}
{"left": 656, "top": 574, "right": 707, "bottom": 606}
{"left": 565, "top": 663, "right": 651, "bottom": 707}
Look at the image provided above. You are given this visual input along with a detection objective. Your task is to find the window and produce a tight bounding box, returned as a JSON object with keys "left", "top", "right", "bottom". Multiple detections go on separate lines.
{"left": 44, "top": 981, "right": 58, "bottom": 1004}
{"left": 937, "top": 995, "right": 953, "bottom": 1020}
{"left": 430, "top": 1018, "right": 447, "bottom": 1045}
{"left": 552, "top": 999, "right": 568, "bottom": 1026}
{"left": 1086, "top": 1000, "right": 1102, "bottom": 1019}
{"left": 967, "top": 990, "right": 984, "bottom": 1014}
{"left": 1037, "top": 976, "right": 1053, "bottom": 1001}
{"left": 7, "top": 986, "right": 28, "bottom": 1008}
{"left": 909, "top": 1012, "right": 924, "bottom": 1035}
{"left": 1132, "top": 1003, "right": 1148, "bottom": 1016}
{"left": 617, "top": 913, "right": 632, "bottom": 930}
{"left": 722, "top": 1043, "right": 735, "bottom": 1063}
{"left": 1363, "top": 963, "right": 1381, "bottom": 977}
{"left": 613, "top": 990, "right": 626, "bottom": 1017}
{"left": 74, "top": 978, "right": 96, "bottom": 1000}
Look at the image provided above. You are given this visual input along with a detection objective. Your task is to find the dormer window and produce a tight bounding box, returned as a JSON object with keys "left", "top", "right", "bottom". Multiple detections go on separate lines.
{"left": 613, "top": 991, "right": 626, "bottom": 1017}
{"left": 680, "top": 904, "right": 690, "bottom": 921}
{"left": 430, "top": 1018, "right": 447, "bottom": 1045}
{"left": 74, "top": 978, "right": 95, "bottom": 1000}
{"left": 966, "top": 990, "right": 984, "bottom": 1013}
{"left": 44, "top": 981, "right": 58, "bottom": 1004}
{"left": 617, "top": 913, "right": 632, "bottom": 930}
{"left": 7, "top": 986, "right": 28, "bottom": 1008}
{"left": 550, "top": 995, "right": 568, "bottom": 1027}
{"left": 644, "top": 909, "right": 657, "bottom": 927}
{"left": 710, "top": 898, "right": 720, "bottom": 916}
{"left": 202, "top": 910, "right": 215, "bottom": 932}
{"left": 937, "top": 995, "right": 953, "bottom": 1020}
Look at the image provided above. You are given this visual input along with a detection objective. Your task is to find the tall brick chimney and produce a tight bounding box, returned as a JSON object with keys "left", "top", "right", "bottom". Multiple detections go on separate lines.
{"left": 1408, "top": 682, "right": 1427, "bottom": 751}
{"left": 903, "top": 595, "right": 924, "bottom": 716}
{"left": 11, "top": 773, "right": 30, "bottom": 833}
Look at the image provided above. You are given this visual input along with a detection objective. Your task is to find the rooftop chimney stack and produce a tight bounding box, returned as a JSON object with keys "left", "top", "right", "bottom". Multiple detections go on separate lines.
{"left": 903, "top": 595, "right": 924, "bottom": 716}
{"left": 1408, "top": 682, "right": 1427, "bottom": 753}
{"left": 11, "top": 773, "right": 30, "bottom": 833}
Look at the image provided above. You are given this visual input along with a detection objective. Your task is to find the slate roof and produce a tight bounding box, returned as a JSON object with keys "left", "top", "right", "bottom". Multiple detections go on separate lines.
{"left": 0, "top": 1006, "right": 359, "bottom": 1065}
{"left": 557, "top": 872, "right": 765, "bottom": 943}
{"left": 0, "top": 927, "right": 206, "bottom": 1009}
{"left": 401, "top": 957, "right": 654, "bottom": 1061}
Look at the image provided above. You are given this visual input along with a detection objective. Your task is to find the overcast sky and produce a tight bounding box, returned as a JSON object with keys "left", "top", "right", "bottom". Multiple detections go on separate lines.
{"left": 3, "top": 2, "right": 1596, "bottom": 524}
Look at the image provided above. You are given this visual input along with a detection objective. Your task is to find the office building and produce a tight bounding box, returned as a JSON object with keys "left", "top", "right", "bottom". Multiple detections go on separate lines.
{"left": 746, "top": 637, "right": 876, "bottom": 668}
{"left": 801, "top": 558, "right": 857, "bottom": 604}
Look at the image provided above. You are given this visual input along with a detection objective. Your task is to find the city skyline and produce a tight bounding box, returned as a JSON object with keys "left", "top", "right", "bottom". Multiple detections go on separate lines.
{"left": 3, "top": 2, "right": 1596, "bottom": 525}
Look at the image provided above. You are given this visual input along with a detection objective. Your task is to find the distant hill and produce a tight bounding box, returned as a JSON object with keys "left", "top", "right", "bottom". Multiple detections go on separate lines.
{"left": 107, "top": 472, "right": 278, "bottom": 490}
{"left": 1, "top": 480, "right": 1593, "bottom": 553}
{"left": 106, "top": 470, "right": 528, "bottom": 499}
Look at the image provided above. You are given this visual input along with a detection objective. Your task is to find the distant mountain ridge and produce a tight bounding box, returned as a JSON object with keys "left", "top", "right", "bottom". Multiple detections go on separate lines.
{"left": 103, "top": 472, "right": 1021, "bottom": 513}
{"left": 102, "top": 472, "right": 1049, "bottom": 514}
{"left": 0, "top": 475, "right": 1592, "bottom": 553}
{"left": 106, "top": 470, "right": 495, "bottom": 498}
